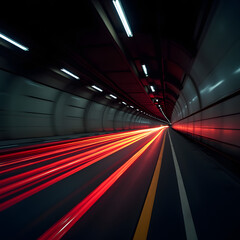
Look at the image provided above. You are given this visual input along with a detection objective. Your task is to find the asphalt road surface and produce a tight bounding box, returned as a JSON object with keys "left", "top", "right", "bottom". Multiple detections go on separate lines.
{"left": 0, "top": 127, "right": 239, "bottom": 240}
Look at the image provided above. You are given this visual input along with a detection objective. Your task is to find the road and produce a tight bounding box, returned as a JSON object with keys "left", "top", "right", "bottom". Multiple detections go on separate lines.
{"left": 0, "top": 127, "right": 239, "bottom": 240}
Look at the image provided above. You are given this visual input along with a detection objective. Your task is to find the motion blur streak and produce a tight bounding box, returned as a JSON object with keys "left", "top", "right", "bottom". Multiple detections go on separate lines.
{"left": 0, "top": 128, "right": 153, "bottom": 174}
{"left": 0, "top": 128, "right": 152, "bottom": 166}
{"left": 0, "top": 127, "right": 162, "bottom": 211}
{"left": 0, "top": 132, "right": 148, "bottom": 195}
{"left": 39, "top": 127, "right": 167, "bottom": 240}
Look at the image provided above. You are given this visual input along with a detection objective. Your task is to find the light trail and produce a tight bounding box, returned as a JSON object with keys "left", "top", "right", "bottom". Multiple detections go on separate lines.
{"left": 38, "top": 127, "right": 167, "bottom": 240}
{"left": 0, "top": 128, "right": 152, "bottom": 165}
{"left": 0, "top": 129, "right": 151, "bottom": 174}
{"left": 0, "top": 131, "right": 150, "bottom": 193}
{"left": 0, "top": 127, "right": 163, "bottom": 211}
{"left": 1, "top": 130, "right": 152, "bottom": 186}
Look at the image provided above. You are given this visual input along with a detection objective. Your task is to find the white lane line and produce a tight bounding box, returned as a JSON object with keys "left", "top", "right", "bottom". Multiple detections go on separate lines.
{"left": 168, "top": 131, "right": 198, "bottom": 240}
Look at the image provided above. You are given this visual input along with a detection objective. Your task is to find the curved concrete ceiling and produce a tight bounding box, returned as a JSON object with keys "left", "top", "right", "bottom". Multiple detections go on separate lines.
{"left": 0, "top": 0, "right": 215, "bottom": 122}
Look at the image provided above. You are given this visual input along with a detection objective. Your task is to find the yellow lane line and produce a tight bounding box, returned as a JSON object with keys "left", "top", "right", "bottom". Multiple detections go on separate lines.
{"left": 133, "top": 130, "right": 167, "bottom": 240}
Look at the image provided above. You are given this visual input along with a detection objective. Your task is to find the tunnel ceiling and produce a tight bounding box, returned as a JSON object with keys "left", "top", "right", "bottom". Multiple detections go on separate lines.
{"left": 0, "top": 0, "right": 215, "bottom": 122}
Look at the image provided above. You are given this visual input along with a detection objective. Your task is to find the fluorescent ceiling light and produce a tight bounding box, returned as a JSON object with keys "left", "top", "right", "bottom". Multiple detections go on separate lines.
{"left": 61, "top": 68, "right": 79, "bottom": 79}
{"left": 150, "top": 85, "right": 155, "bottom": 92}
{"left": 109, "top": 94, "right": 117, "bottom": 99}
{"left": 158, "top": 106, "right": 170, "bottom": 124}
{"left": 136, "top": 109, "right": 139, "bottom": 111}
{"left": 92, "top": 85, "right": 103, "bottom": 92}
{"left": 122, "top": 101, "right": 127, "bottom": 105}
{"left": 0, "top": 32, "right": 29, "bottom": 51}
{"left": 142, "top": 64, "right": 148, "bottom": 77}
{"left": 113, "top": 0, "right": 133, "bottom": 37}
{"left": 130, "top": 105, "right": 134, "bottom": 108}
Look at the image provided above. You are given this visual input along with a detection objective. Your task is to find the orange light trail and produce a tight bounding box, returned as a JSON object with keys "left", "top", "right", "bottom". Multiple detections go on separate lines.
{"left": 0, "top": 128, "right": 153, "bottom": 170}
{"left": 0, "top": 129, "right": 153, "bottom": 174}
{"left": 38, "top": 127, "right": 167, "bottom": 240}
{"left": 0, "top": 127, "right": 165, "bottom": 211}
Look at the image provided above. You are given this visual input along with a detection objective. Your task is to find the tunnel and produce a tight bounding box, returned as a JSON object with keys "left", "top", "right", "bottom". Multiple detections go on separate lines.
{"left": 0, "top": 0, "right": 239, "bottom": 239}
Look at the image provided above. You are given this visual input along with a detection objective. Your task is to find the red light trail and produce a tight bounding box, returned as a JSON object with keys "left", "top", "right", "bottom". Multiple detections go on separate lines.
{"left": 0, "top": 127, "right": 166, "bottom": 211}
{"left": 38, "top": 127, "right": 167, "bottom": 240}
{"left": 0, "top": 128, "right": 153, "bottom": 169}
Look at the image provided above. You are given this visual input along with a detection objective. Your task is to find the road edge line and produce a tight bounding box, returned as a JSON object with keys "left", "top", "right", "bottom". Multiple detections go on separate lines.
{"left": 168, "top": 130, "right": 198, "bottom": 240}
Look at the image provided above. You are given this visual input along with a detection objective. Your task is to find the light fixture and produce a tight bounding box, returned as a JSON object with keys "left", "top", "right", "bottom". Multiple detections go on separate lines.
{"left": 112, "top": 0, "right": 133, "bottom": 37}
{"left": 158, "top": 105, "right": 171, "bottom": 124}
{"left": 122, "top": 101, "right": 127, "bottom": 105}
{"left": 109, "top": 94, "right": 117, "bottom": 99}
{"left": 150, "top": 85, "right": 155, "bottom": 92}
{"left": 130, "top": 105, "right": 134, "bottom": 108}
{"left": 142, "top": 64, "right": 148, "bottom": 77}
{"left": 155, "top": 99, "right": 158, "bottom": 102}
{"left": 92, "top": 85, "right": 103, "bottom": 92}
{"left": 0, "top": 32, "right": 29, "bottom": 51}
{"left": 61, "top": 68, "right": 79, "bottom": 79}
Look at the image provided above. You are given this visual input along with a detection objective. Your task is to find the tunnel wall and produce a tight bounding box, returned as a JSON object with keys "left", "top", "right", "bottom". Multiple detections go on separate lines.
{"left": 0, "top": 69, "right": 160, "bottom": 140}
{"left": 171, "top": 0, "right": 240, "bottom": 158}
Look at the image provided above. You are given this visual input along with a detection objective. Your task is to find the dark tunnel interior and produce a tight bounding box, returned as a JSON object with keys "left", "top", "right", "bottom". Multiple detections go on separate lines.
{"left": 0, "top": 0, "right": 240, "bottom": 239}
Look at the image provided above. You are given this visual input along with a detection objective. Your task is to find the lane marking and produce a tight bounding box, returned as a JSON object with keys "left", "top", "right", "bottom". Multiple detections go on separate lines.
{"left": 168, "top": 131, "right": 198, "bottom": 240}
{"left": 133, "top": 131, "right": 167, "bottom": 240}
{"left": 38, "top": 129, "right": 164, "bottom": 239}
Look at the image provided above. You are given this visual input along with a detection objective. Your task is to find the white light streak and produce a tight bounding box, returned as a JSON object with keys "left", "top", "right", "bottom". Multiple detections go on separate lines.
{"left": 233, "top": 67, "right": 240, "bottom": 74}
{"left": 0, "top": 32, "right": 29, "bottom": 51}
{"left": 150, "top": 85, "right": 155, "bottom": 92}
{"left": 142, "top": 64, "right": 148, "bottom": 76}
{"left": 208, "top": 80, "right": 224, "bottom": 92}
{"left": 158, "top": 105, "right": 171, "bottom": 124}
{"left": 113, "top": 0, "right": 133, "bottom": 37}
{"left": 92, "top": 85, "right": 103, "bottom": 92}
{"left": 109, "top": 94, "right": 117, "bottom": 99}
{"left": 61, "top": 68, "right": 79, "bottom": 79}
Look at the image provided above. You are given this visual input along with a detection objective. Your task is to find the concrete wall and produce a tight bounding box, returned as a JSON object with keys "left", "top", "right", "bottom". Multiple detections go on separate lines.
{"left": 171, "top": 0, "right": 240, "bottom": 157}
{"left": 0, "top": 69, "right": 160, "bottom": 140}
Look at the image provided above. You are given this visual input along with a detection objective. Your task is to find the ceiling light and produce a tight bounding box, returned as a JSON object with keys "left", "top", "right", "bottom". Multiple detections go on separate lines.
{"left": 142, "top": 64, "right": 148, "bottom": 77}
{"left": 113, "top": 0, "right": 133, "bottom": 37}
{"left": 150, "top": 85, "right": 155, "bottom": 92}
{"left": 92, "top": 85, "right": 103, "bottom": 92}
{"left": 130, "top": 106, "right": 134, "bottom": 108}
{"left": 61, "top": 68, "right": 79, "bottom": 79}
{"left": 109, "top": 94, "right": 117, "bottom": 99}
{"left": 122, "top": 101, "right": 127, "bottom": 105}
{"left": 136, "top": 109, "right": 139, "bottom": 111}
{"left": 158, "top": 106, "right": 170, "bottom": 124}
{"left": 0, "top": 32, "right": 29, "bottom": 51}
